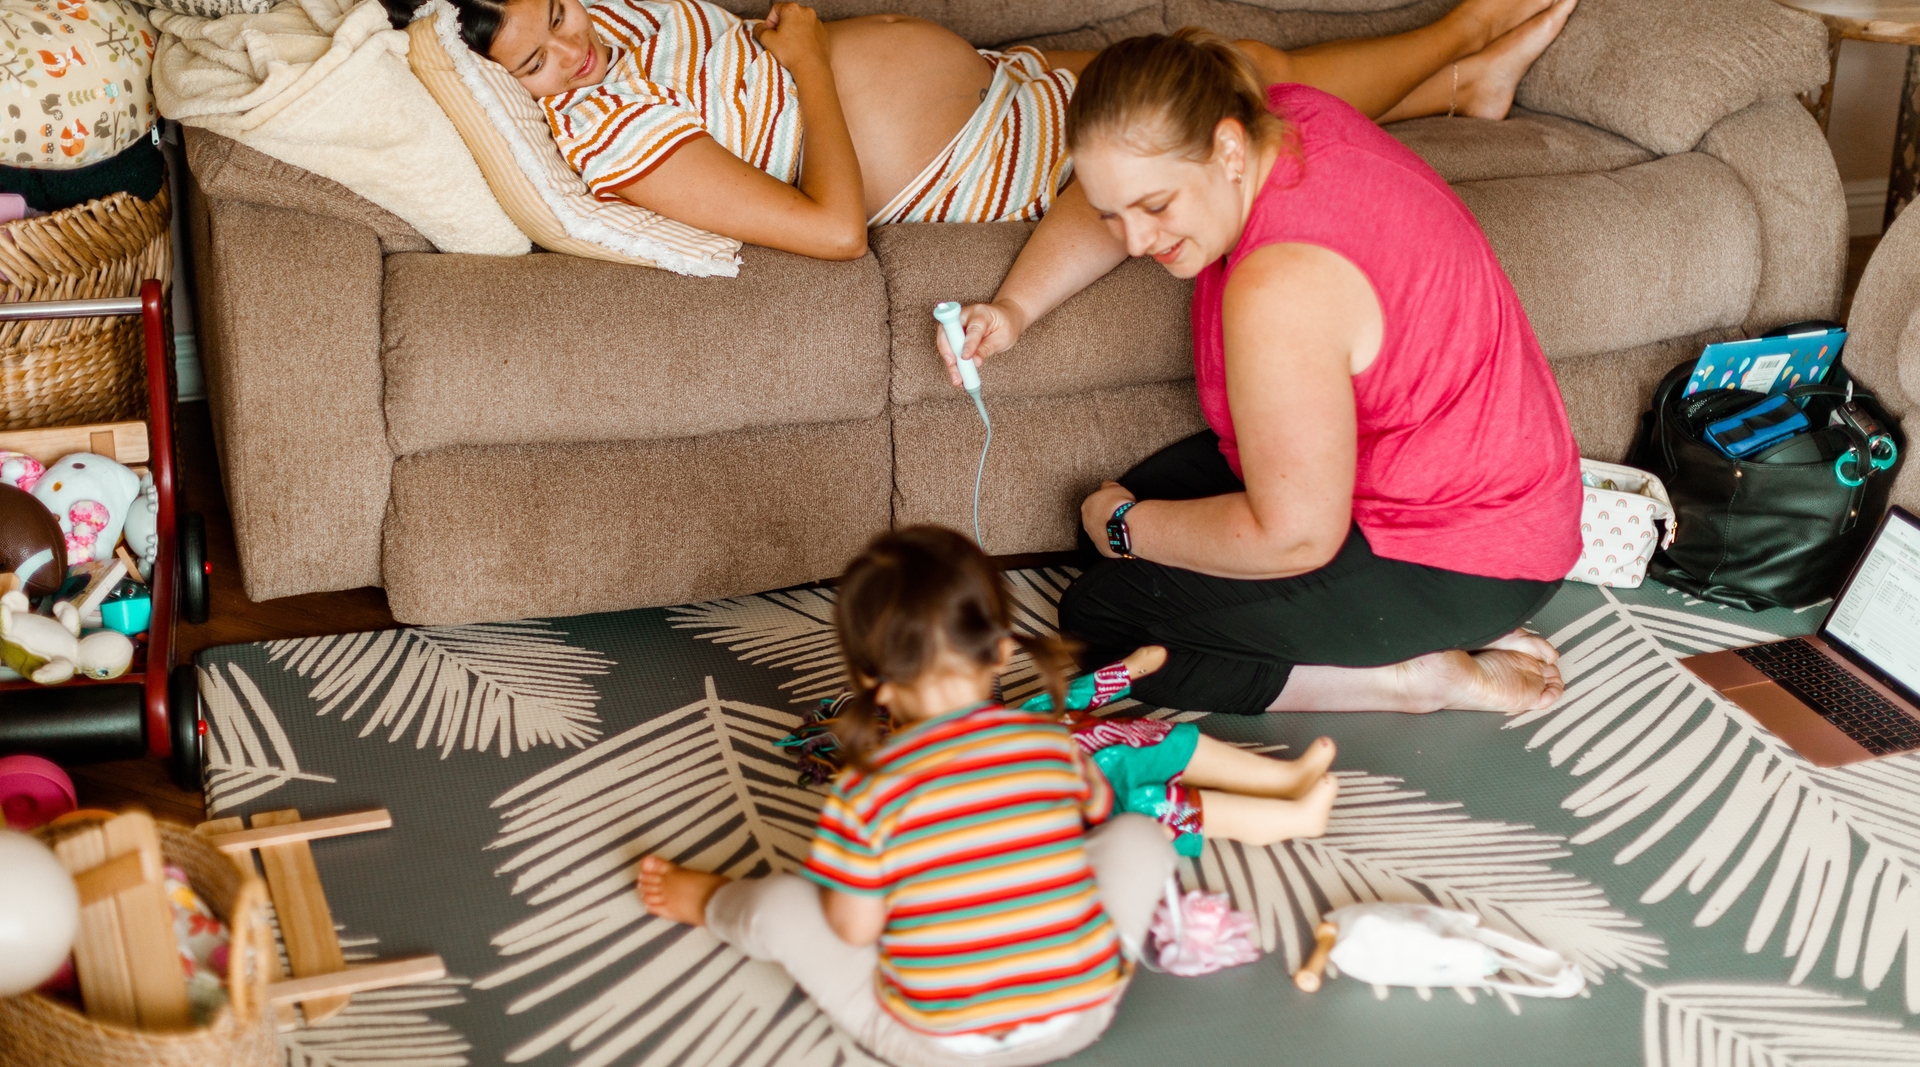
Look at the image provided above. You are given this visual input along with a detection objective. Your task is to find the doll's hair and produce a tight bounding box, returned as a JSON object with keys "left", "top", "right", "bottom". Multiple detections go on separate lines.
{"left": 831, "top": 526, "right": 1075, "bottom": 770}
{"left": 1066, "top": 28, "right": 1286, "bottom": 162}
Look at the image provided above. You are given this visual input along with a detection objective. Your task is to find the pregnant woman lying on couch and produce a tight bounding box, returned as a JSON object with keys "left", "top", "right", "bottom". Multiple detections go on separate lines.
{"left": 941, "top": 30, "right": 1583, "bottom": 716}
{"left": 423, "top": 0, "right": 1578, "bottom": 258}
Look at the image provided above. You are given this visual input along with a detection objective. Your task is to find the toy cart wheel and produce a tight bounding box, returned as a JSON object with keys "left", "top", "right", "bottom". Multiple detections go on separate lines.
{"left": 167, "top": 663, "right": 203, "bottom": 791}
{"left": 179, "top": 511, "right": 209, "bottom": 624}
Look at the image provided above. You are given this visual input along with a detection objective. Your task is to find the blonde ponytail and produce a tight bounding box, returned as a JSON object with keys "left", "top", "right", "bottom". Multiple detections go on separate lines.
{"left": 1067, "top": 28, "right": 1285, "bottom": 161}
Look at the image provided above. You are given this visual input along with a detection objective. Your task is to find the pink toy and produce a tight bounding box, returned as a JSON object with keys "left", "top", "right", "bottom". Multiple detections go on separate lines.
{"left": 1148, "top": 880, "right": 1261, "bottom": 977}
{"left": 0, "top": 450, "right": 42, "bottom": 491}
{"left": 0, "top": 754, "right": 76, "bottom": 830}
{"left": 61, "top": 499, "right": 111, "bottom": 563}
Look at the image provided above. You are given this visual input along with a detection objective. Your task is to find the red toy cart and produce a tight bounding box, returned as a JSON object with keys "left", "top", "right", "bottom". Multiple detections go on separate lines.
{"left": 0, "top": 280, "right": 208, "bottom": 790}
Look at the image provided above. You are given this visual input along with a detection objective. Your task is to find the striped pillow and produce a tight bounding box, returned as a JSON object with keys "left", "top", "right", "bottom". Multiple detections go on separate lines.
{"left": 406, "top": 0, "right": 741, "bottom": 277}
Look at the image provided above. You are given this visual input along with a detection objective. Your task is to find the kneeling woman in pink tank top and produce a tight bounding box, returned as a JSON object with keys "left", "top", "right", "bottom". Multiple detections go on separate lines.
{"left": 942, "top": 30, "right": 1583, "bottom": 716}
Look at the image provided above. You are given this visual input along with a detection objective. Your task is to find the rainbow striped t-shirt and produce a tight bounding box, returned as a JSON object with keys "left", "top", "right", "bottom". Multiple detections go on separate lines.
{"left": 542, "top": 0, "right": 803, "bottom": 198}
{"left": 802, "top": 702, "right": 1123, "bottom": 1036}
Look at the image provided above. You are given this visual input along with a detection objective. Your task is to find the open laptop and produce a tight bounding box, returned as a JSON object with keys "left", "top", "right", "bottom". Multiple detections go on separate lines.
{"left": 1681, "top": 506, "right": 1920, "bottom": 767}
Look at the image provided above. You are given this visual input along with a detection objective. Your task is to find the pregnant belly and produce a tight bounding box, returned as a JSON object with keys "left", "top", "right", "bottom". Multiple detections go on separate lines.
{"left": 825, "top": 15, "right": 992, "bottom": 217}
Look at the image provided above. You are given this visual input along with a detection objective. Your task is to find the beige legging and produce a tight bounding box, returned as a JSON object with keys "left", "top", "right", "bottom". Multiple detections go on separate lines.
{"left": 705, "top": 814, "right": 1178, "bottom": 1067}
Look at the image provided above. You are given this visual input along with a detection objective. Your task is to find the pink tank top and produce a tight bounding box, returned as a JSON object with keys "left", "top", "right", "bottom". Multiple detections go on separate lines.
{"left": 1191, "top": 84, "right": 1581, "bottom": 582}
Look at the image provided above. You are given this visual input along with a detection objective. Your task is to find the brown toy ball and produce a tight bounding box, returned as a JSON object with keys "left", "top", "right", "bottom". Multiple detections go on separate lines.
{"left": 0, "top": 483, "right": 65, "bottom": 598}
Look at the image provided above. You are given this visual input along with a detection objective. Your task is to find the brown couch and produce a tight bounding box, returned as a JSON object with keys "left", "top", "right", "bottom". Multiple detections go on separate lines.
{"left": 182, "top": 0, "right": 1851, "bottom": 625}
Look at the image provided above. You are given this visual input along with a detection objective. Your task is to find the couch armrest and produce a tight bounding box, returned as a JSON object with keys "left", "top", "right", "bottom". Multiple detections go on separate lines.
{"left": 1837, "top": 197, "right": 1920, "bottom": 512}
{"left": 1516, "top": 0, "right": 1830, "bottom": 156}
{"left": 186, "top": 173, "right": 393, "bottom": 601}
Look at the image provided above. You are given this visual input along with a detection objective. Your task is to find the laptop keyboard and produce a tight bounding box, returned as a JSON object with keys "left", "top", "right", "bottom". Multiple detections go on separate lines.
{"left": 1732, "top": 640, "right": 1920, "bottom": 756}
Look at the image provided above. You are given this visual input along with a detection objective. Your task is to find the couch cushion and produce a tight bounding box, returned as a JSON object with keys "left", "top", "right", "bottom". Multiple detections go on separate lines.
{"left": 1387, "top": 109, "right": 1654, "bottom": 184}
{"left": 1516, "top": 0, "right": 1829, "bottom": 156}
{"left": 381, "top": 248, "right": 889, "bottom": 455}
{"left": 875, "top": 223, "right": 1192, "bottom": 408}
{"left": 183, "top": 127, "right": 434, "bottom": 255}
{"left": 384, "top": 417, "right": 891, "bottom": 624}
{"left": 1458, "top": 153, "right": 1761, "bottom": 361}
{"left": 892, "top": 381, "right": 1207, "bottom": 555}
{"left": 709, "top": 0, "right": 1159, "bottom": 47}
{"left": 1166, "top": 0, "right": 1454, "bottom": 51}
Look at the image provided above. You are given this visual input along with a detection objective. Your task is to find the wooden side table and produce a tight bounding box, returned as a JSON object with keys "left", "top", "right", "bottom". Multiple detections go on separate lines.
{"left": 1777, "top": 1, "right": 1920, "bottom": 228}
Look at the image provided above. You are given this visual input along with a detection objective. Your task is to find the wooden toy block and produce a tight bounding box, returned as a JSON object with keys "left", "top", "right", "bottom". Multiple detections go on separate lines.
{"left": 266, "top": 955, "right": 447, "bottom": 1005}
{"left": 54, "top": 812, "right": 193, "bottom": 1031}
{"left": 250, "top": 809, "right": 350, "bottom": 1024}
{"left": 203, "top": 810, "right": 393, "bottom": 854}
{"left": 197, "top": 817, "right": 298, "bottom": 1031}
{"left": 53, "top": 823, "right": 137, "bottom": 1028}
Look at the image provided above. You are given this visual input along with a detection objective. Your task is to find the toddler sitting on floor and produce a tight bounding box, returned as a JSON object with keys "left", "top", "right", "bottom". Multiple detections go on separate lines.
{"left": 639, "top": 525, "right": 1337, "bottom": 1065}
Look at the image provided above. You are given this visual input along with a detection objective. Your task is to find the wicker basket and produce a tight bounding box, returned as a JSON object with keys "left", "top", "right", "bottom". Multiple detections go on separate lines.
{"left": 0, "top": 185, "right": 172, "bottom": 431}
{"left": 0, "top": 817, "right": 278, "bottom": 1067}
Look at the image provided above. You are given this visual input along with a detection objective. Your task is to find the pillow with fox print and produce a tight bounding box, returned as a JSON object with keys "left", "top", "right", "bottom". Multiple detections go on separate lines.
{"left": 0, "top": 0, "right": 157, "bottom": 169}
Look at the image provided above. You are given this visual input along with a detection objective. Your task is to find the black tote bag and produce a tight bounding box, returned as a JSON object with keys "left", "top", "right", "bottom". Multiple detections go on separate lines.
{"left": 1628, "top": 357, "right": 1903, "bottom": 611}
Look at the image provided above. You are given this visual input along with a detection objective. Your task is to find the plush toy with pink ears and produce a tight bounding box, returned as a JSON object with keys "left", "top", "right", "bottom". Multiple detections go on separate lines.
{"left": 28, "top": 452, "right": 139, "bottom": 565}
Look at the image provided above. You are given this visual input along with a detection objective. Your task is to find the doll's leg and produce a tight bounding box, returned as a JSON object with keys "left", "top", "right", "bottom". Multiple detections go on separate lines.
{"left": 1196, "top": 775, "right": 1340, "bottom": 846}
{"left": 1178, "top": 734, "right": 1336, "bottom": 800}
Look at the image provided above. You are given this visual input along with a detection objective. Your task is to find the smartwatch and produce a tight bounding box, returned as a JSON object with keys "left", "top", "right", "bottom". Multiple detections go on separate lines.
{"left": 1105, "top": 500, "right": 1138, "bottom": 560}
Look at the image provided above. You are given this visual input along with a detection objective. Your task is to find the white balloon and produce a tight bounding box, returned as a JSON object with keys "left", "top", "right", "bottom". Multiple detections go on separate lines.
{"left": 0, "top": 829, "right": 79, "bottom": 996}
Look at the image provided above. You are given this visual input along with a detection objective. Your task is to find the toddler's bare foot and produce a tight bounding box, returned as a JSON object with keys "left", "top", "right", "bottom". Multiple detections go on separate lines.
{"left": 1394, "top": 648, "right": 1564, "bottom": 713}
{"left": 1453, "top": 0, "right": 1577, "bottom": 120}
{"left": 1123, "top": 645, "right": 1169, "bottom": 680}
{"left": 1200, "top": 773, "right": 1341, "bottom": 846}
{"left": 1276, "top": 736, "right": 1338, "bottom": 798}
{"left": 637, "top": 855, "right": 729, "bottom": 926}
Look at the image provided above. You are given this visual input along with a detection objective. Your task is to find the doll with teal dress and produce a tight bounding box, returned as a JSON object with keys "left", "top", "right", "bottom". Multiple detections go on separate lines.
{"left": 783, "top": 644, "right": 1340, "bottom": 857}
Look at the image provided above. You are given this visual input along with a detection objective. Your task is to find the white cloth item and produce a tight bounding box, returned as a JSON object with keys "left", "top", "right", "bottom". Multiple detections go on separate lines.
{"left": 1566, "top": 459, "right": 1676, "bottom": 589}
{"left": 150, "top": 0, "right": 528, "bottom": 255}
{"left": 1323, "top": 903, "right": 1586, "bottom": 998}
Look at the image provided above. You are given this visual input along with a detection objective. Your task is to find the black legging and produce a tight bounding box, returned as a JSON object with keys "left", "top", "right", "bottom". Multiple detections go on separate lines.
{"left": 1059, "top": 431, "right": 1562, "bottom": 715}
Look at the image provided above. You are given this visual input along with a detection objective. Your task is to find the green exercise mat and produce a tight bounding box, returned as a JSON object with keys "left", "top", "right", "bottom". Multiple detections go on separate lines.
{"left": 195, "top": 572, "right": 1920, "bottom": 1067}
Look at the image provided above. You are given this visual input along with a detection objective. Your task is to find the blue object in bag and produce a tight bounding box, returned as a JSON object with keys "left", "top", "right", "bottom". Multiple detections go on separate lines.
{"left": 1703, "top": 394, "right": 1811, "bottom": 458}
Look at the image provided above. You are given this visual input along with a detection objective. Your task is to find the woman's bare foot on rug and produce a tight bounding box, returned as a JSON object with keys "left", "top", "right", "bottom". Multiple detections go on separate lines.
{"left": 1477, "top": 628, "right": 1559, "bottom": 665}
{"left": 638, "top": 855, "right": 730, "bottom": 926}
{"left": 1452, "top": 0, "right": 1578, "bottom": 119}
{"left": 1184, "top": 734, "right": 1337, "bottom": 799}
{"left": 1199, "top": 773, "right": 1341, "bottom": 846}
{"left": 1398, "top": 648, "right": 1564, "bottom": 713}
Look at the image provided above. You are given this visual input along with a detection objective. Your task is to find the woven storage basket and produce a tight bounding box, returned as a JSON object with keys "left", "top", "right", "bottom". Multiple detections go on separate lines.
{"left": 0, "top": 185, "right": 172, "bottom": 431}
{"left": 0, "top": 817, "right": 278, "bottom": 1067}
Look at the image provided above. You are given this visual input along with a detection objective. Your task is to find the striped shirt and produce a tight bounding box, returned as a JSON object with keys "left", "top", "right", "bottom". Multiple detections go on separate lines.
{"left": 542, "top": 0, "right": 803, "bottom": 198}
{"left": 802, "top": 702, "right": 1123, "bottom": 1036}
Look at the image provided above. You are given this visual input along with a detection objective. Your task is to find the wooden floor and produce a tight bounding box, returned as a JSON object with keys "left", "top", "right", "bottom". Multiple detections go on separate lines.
{"left": 58, "top": 234, "right": 1894, "bottom": 826}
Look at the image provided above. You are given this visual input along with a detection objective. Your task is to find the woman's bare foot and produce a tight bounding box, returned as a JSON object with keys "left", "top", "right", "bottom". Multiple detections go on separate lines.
{"left": 637, "top": 855, "right": 730, "bottom": 926}
{"left": 1396, "top": 648, "right": 1564, "bottom": 713}
{"left": 1450, "top": 0, "right": 1557, "bottom": 49}
{"left": 1477, "top": 627, "right": 1560, "bottom": 665}
{"left": 1452, "top": 0, "right": 1578, "bottom": 119}
{"left": 1199, "top": 773, "right": 1341, "bottom": 846}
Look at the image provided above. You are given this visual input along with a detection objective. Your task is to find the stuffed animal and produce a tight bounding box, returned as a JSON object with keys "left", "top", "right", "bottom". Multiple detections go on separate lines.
{"left": 120, "top": 470, "right": 157, "bottom": 581}
{"left": 30, "top": 452, "right": 139, "bottom": 565}
{"left": 0, "top": 483, "right": 66, "bottom": 598}
{"left": 0, "top": 590, "right": 132, "bottom": 684}
{"left": 0, "top": 450, "right": 43, "bottom": 491}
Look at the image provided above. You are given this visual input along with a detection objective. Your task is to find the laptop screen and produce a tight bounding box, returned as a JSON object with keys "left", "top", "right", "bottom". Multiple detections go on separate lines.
{"left": 1823, "top": 508, "right": 1920, "bottom": 700}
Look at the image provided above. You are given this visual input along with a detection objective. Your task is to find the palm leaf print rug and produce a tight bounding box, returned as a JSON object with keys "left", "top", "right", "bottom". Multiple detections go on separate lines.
{"left": 193, "top": 571, "right": 1920, "bottom": 1067}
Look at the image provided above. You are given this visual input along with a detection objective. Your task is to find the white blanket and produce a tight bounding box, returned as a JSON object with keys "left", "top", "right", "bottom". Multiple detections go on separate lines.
{"left": 152, "top": 0, "right": 528, "bottom": 255}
